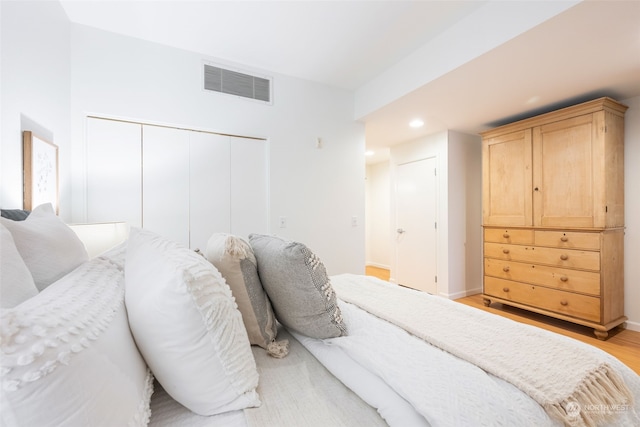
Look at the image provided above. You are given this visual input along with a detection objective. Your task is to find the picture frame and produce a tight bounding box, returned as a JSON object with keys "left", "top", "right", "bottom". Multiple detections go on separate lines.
{"left": 23, "top": 131, "right": 59, "bottom": 214}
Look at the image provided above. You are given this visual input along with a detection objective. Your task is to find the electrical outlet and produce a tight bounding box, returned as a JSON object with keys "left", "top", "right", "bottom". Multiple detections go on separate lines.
{"left": 351, "top": 216, "right": 358, "bottom": 227}
{"left": 279, "top": 216, "right": 287, "bottom": 228}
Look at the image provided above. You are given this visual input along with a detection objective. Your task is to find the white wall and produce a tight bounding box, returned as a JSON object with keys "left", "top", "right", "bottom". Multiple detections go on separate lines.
{"left": 1, "top": 1, "right": 71, "bottom": 214}
{"left": 387, "top": 130, "right": 482, "bottom": 298}
{"left": 1, "top": 2, "right": 365, "bottom": 276}
{"left": 622, "top": 95, "right": 640, "bottom": 332}
{"left": 447, "top": 131, "right": 482, "bottom": 298}
{"left": 365, "top": 161, "right": 390, "bottom": 268}
{"left": 68, "top": 24, "right": 365, "bottom": 276}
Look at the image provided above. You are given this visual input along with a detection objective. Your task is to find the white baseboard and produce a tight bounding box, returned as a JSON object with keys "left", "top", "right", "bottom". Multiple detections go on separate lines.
{"left": 624, "top": 319, "right": 640, "bottom": 333}
{"left": 365, "top": 262, "right": 390, "bottom": 270}
{"left": 442, "top": 288, "right": 482, "bottom": 300}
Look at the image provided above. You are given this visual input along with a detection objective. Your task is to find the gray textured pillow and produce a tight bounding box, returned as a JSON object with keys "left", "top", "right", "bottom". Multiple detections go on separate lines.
{"left": 205, "top": 233, "right": 288, "bottom": 358}
{"left": 248, "top": 234, "right": 346, "bottom": 339}
{"left": 1, "top": 209, "right": 30, "bottom": 221}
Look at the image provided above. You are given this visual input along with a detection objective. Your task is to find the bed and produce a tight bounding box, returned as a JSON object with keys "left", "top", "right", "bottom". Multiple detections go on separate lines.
{"left": 2, "top": 203, "right": 639, "bottom": 427}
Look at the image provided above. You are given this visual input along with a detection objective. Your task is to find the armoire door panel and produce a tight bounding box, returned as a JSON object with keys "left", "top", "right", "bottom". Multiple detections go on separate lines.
{"left": 482, "top": 130, "right": 532, "bottom": 226}
{"left": 86, "top": 118, "right": 142, "bottom": 227}
{"left": 593, "top": 110, "right": 625, "bottom": 228}
{"left": 189, "top": 132, "right": 231, "bottom": 251}
{"left": 533, "top": 114, "right": 596, "bottom": 227}
{"left": 142, "top": 125, "right": 190, "bottom": 246}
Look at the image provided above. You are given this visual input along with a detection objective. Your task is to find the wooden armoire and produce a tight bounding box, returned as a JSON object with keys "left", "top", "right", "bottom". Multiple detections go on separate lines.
{"left": 481, "top": 97, "right": 627, "bottom": 339}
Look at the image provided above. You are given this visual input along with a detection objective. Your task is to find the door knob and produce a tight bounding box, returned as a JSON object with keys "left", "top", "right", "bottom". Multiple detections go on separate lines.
{"left": 396, "top": 228, "right": 406, "bottom": 234}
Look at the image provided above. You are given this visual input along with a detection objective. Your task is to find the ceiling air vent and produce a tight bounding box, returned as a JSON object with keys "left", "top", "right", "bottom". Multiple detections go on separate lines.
{"left": 203, "top": 63, "right": 272, "bottom": 104}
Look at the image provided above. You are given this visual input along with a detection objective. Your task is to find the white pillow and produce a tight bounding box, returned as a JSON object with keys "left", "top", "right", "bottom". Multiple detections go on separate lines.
{"left": 0, "top": 256, "right": 153, "bottom": 426}
{"left": 125, "top": 228, "right": 260, "bottom": 415}
{"left": 0, "top": 224, "right": 38, "bottom": 307}
{"left": 0, "top": 203, "right": 88, "bottom": 290}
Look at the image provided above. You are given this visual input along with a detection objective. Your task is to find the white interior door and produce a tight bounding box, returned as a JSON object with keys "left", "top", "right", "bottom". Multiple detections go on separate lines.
{"left": 395, "top": 157, "right": 437, "bottom": 294}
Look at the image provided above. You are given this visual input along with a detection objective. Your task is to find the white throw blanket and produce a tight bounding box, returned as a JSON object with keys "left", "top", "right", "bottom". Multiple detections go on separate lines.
{"left": 332, "top": 274, "right": 635, "bottom": 427}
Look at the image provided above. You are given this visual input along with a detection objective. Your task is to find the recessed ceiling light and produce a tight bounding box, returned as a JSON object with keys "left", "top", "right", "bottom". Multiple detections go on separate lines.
{"left": 365, "top": 150, "right": 375, "bottom": 156}
{"left": 409, "top": 119, "right": 424, "bottom": 128}
{"left": 526, "top": 96, "right": 540, "bottom": 105}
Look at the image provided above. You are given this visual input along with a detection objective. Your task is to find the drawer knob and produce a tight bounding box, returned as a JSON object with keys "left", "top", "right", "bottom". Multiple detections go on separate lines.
{"left": 502, "top": 266, "right": 510, "bottom": 272}
{"left": 560, "top": 236, "right": 569, "bottom": 242}
{"left": 502, "top": 287, "right": 510, "bottom": 292}
{"left": 560, "top": 254, "right": 569, "bottom": 261}
{"left": 502, "top": 248, "right": 510, "bottom": 254}
{"left": 503, "top": 232, "right": 510, "bottom": 239}
{"left": 560, "top": 276, "right": 569, "bottom": 282}
{"left": 560, "top": 300, "right": 568, "bottom": 306}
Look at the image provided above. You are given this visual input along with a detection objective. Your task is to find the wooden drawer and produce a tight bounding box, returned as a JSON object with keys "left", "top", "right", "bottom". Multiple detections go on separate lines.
{"left": 484, "top": 258, "right": 600, "bottom": 296}
{"left": 484, "top": 228, "right": 534, "bottom": 244}
{"left": 484, "top": 242, "right": 600, "bottom": 271}
{"left": 534, "top": 230, "right": 600, "bottom": 250}
{"left": 484, "top": 276, "right": 600, "bottom": 322}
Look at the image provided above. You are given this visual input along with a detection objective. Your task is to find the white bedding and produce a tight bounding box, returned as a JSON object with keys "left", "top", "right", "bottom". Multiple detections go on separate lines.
{"left": 149, "top": 328, "right": 387, "bottom": 427}
{"left": 150, "top": 384, "right": 246, "bottom": 427}
{"left": 310, "top": 274, "right": 640, "bottom": 427}
{"left": 315, "top": 300, "right": 557, "bottom": 426}
{"left": 290, "top": 330, "right": 430, "bottom": 427}
{"left": 8, "top": 228, "right": 636, "bottom": 427}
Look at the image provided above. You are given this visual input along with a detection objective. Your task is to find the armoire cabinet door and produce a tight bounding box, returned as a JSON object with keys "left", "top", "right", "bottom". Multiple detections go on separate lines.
{"left": 482, "top": 129, "right": 532, "bottom": 226}
{"left": 532, "top": 114, "right": 599, "bottom": 228}
{"left": 142, "top": 125, "right": 190, "bottom": 246}
{"left": 189, "top": 132, "right": 231, "bottom": 251}
{"left": 86, "top": 118, "right": 142, "bottom": 226}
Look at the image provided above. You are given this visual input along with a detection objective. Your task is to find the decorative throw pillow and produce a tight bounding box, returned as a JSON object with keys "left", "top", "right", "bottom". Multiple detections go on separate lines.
{"left": 248, "top": 234, "right": 346, "bottom": 339}
{"left": 0, "top": 203, "right": 88, "bottom": 290}
{"left": 125, "top": 228, "right": 260, "bottom": 415}
{"left": 0, "top": 224, "right": 38, "bottom": 307}
{"left": 0, "top": 209, "right": 30, "bottom": 221}
{"left": 205, "top": 233, "right": 288, "bottom": 358}
{"left": 0, "top": 256, "right": 153, "bottom": 426}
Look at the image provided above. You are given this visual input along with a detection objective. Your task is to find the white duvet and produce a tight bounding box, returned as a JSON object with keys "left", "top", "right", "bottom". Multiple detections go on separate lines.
{"left": 295, "top": 300, "right": 553, "bottom": 426}
{"left": 296, "top": 293, "right": 640, "bottom": 427}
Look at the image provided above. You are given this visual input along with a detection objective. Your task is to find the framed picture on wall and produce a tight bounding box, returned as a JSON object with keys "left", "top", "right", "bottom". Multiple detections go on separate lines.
{"left": 23, "top": 131, "right": 59, "bottom": 214}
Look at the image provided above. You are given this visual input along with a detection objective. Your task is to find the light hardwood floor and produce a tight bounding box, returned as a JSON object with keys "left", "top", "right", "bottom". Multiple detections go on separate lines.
{"left": 364, "top": 266, "right": 640, "bottom": 375}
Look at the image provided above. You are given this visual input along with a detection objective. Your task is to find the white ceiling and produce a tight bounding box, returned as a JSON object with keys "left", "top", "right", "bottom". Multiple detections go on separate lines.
{"left": 60, "top": 1, "right": 640, "bottom": 164}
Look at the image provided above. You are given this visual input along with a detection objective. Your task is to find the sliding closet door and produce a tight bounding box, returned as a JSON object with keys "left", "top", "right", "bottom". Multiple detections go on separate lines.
{"left": 230, "top": 136, "right": 269, "bottom": 238}
{"left": 86, "top": 117, "right": 268, "bottom": 247}
{"left": 86, "top": 118, "right": 142, "bottom": 226}
{"left": 189, "top": 132, "right": 231, "bottom": 251}
{"left": 142, "top": 125, "right": 190, "bottom": 246}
